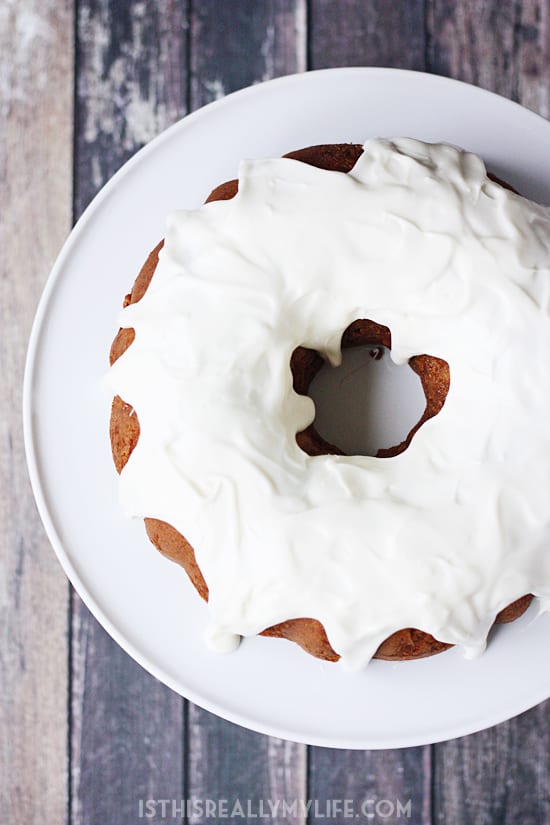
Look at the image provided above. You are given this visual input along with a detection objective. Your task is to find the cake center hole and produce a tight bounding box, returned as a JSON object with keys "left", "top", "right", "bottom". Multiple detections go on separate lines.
{"left": 308, "top": 346, "right": 426, "bottom": 457}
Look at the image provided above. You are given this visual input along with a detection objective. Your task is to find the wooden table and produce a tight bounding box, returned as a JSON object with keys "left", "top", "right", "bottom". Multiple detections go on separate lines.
{"left": 2, "top": 1, "right": 550, "bottom": 822}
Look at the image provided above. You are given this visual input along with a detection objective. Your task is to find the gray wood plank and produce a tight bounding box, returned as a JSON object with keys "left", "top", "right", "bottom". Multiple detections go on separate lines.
{"left": 75, "top": 0, "right": 189, "bottom": 215}
{"left": 308, "top": 0, "right": 426, "bottom": 70}
{"left": 432, "top": 703, "right": 550, "bottom": 825}
{"left": 71, "top": 2, "right": 188, "bottom": 823}
{"left": 308, "top": 746, "right": 431, "bottom": 824}
{"left": 188, "top": 709, "right": 307, "bottom": 824}
{"left": 517, "top": 0, "right": 550, "bottom": 118}
{"left": 0, "top": 1, "right": 73, "bottom": 822}
{"left": 190, "top": 0, "right": 306, "bottom": 108}
{"left": 427, "top": 3, "right": 550, "bottom": 824}
{"left": 426, "top": 0, "right": 517, "bottom": 97}
{"left": 71, "top": 598, "right": 185, "bottom": 824}
{"left": 186, "top": 4, "right": 308, "bottom": 823}
{"left": 307, "top": 3, "right": 431, "bottom": 821}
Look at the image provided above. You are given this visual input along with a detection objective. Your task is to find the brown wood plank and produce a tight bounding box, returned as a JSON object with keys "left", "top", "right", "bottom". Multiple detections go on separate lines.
{"left": 0, "top": 1, "right": 73, "bottom": 822}
{"left": 426, "top": 0, "right": 517, "bottom": 97}
{"left": 186, "top": 4, "right": 308, "bottom": 822}
{"left": 428, "top": 3, "right": 550, "bottom": 824}
{"left": 307, "top": 2, "right": 431, "bottom": 820}
{"left": 308, "top": 0, "right": 426, "bottom": 70}
{"left": 71, "top": 2, "right": 189, "bottom": 823}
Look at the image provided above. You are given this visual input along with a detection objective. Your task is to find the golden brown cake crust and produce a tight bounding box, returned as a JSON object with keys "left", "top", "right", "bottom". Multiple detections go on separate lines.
{"left": 109, "top": 144, "right": 533, "bottom": 663}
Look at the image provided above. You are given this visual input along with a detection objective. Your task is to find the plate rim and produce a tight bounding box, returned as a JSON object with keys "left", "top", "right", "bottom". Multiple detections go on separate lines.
{"left": 23, "top": 66, "right": 550, "bottom": 749}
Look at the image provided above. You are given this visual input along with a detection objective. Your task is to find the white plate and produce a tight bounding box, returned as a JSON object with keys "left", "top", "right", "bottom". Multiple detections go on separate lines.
{"left": 24, "top": 68, "right": 550, "bottom": 749}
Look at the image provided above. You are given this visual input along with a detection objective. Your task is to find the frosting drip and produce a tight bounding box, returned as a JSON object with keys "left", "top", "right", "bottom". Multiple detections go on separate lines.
{"left": 110, "top": 138, "right": 550, "bottom": 670}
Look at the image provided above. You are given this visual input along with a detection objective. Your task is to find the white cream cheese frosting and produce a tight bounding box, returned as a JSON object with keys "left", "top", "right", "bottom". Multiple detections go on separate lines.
{"left": 110, "top": 138, "right": 550, "bottom": 670}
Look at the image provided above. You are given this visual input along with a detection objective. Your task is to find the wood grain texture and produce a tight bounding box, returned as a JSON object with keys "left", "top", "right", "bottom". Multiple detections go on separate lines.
{"left": 70, "top": 602, "right": 184, "bottom": 825}
{"left": 71, "top": 2, "right": 188, "bottom": 824}
{"left": 190, "top": 0, "right": 306, "bottom": 108}
{"left": 426, "top": 0, "right": 517, "bottom": 96}
{"left": 432, "top": 704, "right": 550, "bottom": 825}
{"left": 0, "top": 1, "right": 72, "bottom": 823}
{"left": 186, "top": 4, "right": 307, "bottom": 823}
{"left": 517, "top": 0, "right": 550, "bottom": 117}
{"left": 188, "top": 709, "right": 307, "bottom": 824}
{"left": 75, "top": 0, "right": 189, "bottom": 215}
{"left": 309, "top": 746, "right": 431, "bottom": 824}
{"left": 308, "top": 0, "right": 426, "bottom": 70}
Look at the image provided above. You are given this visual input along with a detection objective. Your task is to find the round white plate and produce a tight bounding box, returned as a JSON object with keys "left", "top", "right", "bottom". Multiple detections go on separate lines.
{"left": 24, "top": 68, "right": 550, "bottom": 749}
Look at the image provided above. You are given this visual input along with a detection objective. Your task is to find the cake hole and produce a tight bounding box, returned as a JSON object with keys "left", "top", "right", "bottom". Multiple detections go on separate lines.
{"left": 308, "top": 346, "right": 426, "bottom": 457}
{"left": 291, "top": 319, "right": 450, "bottom": 459}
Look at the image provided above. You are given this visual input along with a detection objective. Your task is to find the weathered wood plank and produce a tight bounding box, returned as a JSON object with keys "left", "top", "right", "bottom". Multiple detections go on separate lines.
{"left": 190, "top": 0, "right": 307, "bottom": 108}
{"left": 75, "top": 0, "right": 189, "bottom": 215}
{"left": 188, "top": 709, "right": 307, "bottom": 824}
{"left": 71, "top": 2, "right": 188, "bottom": 823}
{"left": 516, "top": 0, "right": 550, "bottom": 118}
{"left": 0, "top": 1, "right": 73, "bottom": 823}
{"left": 428, "top": 3, "right": 550, "bottom": 824}
{"left": 187, "top": 4, "right": 308, "bottom": 823}
{"left": 308, "top": 0, "right": 426, "bottom": 70}
{"left": 307, "top": 2, "right": 431, "bottom": 820}
{"left": 426, "top": 0, "right": 517, "bottom": 97}
{"left": 71, "top": 598, "right": 185, "bottom": 824}
{"left": 432, "top": 703, "right": 550, "bottom": 825}
{"left": 308, "top": 747, "right": 431, "bottom": 824}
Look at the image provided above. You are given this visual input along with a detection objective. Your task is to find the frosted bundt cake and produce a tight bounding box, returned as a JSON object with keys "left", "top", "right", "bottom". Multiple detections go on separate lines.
{"left": 109, "top": 139, "right": 550, "bottom": 669}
